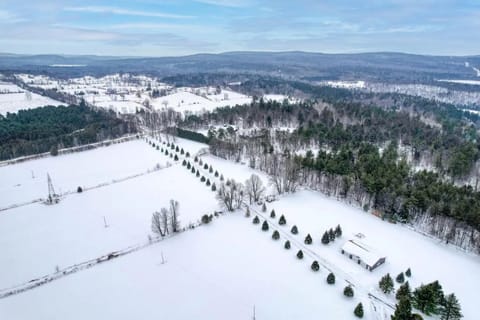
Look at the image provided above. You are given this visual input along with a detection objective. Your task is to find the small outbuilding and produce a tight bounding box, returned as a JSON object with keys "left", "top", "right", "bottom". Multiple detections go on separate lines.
{"left": 341, "top": 239, "right": 386, "bottom": 271}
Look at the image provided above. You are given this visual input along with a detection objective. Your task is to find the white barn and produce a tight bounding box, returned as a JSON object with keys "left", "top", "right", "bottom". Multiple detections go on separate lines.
{"left": 341, "top": 239, "right": 386, "bottom": 271}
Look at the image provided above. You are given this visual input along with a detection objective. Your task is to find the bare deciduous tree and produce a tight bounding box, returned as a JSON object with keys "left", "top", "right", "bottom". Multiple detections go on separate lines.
{"left": 151, "top": 211, "right": 165, "bottom": 237}
{"left": 245, "top": 174, "right": 265, "bottom": 204}
{"left": 169, "top": 199, "right": 180, "bottom": 232}
{"left": 217, "top": 179, "right": 245, "bottom": 211}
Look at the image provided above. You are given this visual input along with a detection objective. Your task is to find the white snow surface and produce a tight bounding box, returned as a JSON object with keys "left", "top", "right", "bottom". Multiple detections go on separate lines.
{"left": 0, "top": 82, "right": 65, "bottom": 115}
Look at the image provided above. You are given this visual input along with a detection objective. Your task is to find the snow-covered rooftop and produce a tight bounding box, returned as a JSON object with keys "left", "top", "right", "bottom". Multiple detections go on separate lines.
{"left": 341, "top": 239, "right": 385, "bottom": 267}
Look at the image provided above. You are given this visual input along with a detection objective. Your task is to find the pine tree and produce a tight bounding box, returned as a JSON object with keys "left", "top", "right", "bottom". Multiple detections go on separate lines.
{"left": 220, "top": 174, "right": 224, "bottom": 181}
{"left": 199, "top": 159, "right": 203, "bottom": 165}
{"left": 262, "top": 221, "right": 269, "bottom": 231}
{"left": 215, "top": 170, "right": 219, "bottom": 177}
{"left": 186, "top": 152, "right": 190, "bottom": 157}
{"left": 209, "top": 165, "right": 213, "bottom": 173}
{"left": 191, "top": 167, "right": 196, "bottom": 173}
{"left": 354, "top": 303, "right": 364, "bottom": 318}
{"left": 328, "top": 228, "right": 335, "bottom": 241}
{"left": 270, "top": 209, "right": 276, "bottom": 218}
{"left": 196, "top": 171, "right": 200, "bottom": 177}
{"left": 327, "top": 273, "right": 335, "bottom": 285}
{"left": 279, "top": 215, "right": 286, "bottom": 225}
{"left": 182, "top": 159, "right": 187, "bottom": 166}
{"left": 204, "top": 163, "right": 208, "bottom": 170}
{"left": 291, "top": 225, "right": 298, "bottom": 234}
{"left": 335, "top": 224, "right": 342, "bottom": 238}
{"left": 440, "top": 293, "right": 463, "bottom": 320}
{"left": 245, "top": 207, "right": 251, "bottom": 218}
{"left": 165, "top": 150, "right": 169, "bottom": 156}
{"left": 304, "top": 234, "right": 313, "bottom": 245}
{"left": 253, "top": 216, "right": 260, "bottom": 224}
{"left": 405, "top": 268, "right": 412, "bottom": 277}
{"left": 161, "top": 148, "right": 164, "bottom": 152}
{"left": 343, "top": 285, "right": 354, "bottom": 297}
{"left": 272, "top": 230, "right": 280, "bottom": 240}
{"left": 175, "top": 146, "right": 179, "bottom": 152}
{"left": 321, "top": 231, "right": 330, "bottom": 244}
{"left": 396, "top": 272, "right": 405, "bottom": 284}
{"left": 284, "top": 240, "right": 291, "bottom": 249}
{"left": 194, "top": 156, "right": 198, "bottom": 162}
{"left": 311, "top": 260, "right": 320, "bottom": 272}
{"left": 206, "top": 179, "right": 211, "bottom": 186}
{"left": 181, "top": 148, "right": 184, "bottom": 155}
{"left": 391, "top": 298, "right": 413, "bottom": 320}
{"left": 296, "top": 250, "right": 304, "bottom": 259}
{"left": 396, "top": 282, "right": 412, "bottom": 301}
{"left": 211, "top": 183, "right": 216, "bottom": 192}
{"left": 379, "top": 274, "right": 394, "bottom": 294}
{"left": 187, "top": 162, "right": 191, "bottom": 169}
{"left": 174, "top": 154, "right": 179, "bottom": 161}
{"left": 262, "top": 203, "right": 267, "bottom": 212}
{"left": 413, "top": 283, "right": 439, "bottom": 315}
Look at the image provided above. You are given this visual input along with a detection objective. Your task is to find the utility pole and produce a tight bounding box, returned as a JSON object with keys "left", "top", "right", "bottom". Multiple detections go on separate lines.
{"left": 103, "top": 216, "right": 109, "bottom": 228}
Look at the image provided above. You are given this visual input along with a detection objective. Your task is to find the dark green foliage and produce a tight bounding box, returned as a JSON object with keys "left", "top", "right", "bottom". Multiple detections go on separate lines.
{"left": 354, "top": 303, "right": 364, "bottom": 318}
{"left": 77, "top": 186, "right": 83, "bottom": 193}
{"left": 191, "top": 167, "right": 196, "bottom": 173}
{"left": 182, "top": 159, "right": 187, "bottom": 166}
{"left": 379, "top": 274, "right": 395, "bottom": 294}
{"left": 327, "top": 273, "right": 335, "bottom": 284}
{"left": 311, "top": 260, "right": 320, "bottom": 272}
{"left": 199, "top": 159, "right": 203, "bottom": 165}
{"left": 170, "top": 144, "right": 175, "bottom": 150}
{"left": 270, "top": 209, "right": 276, "bottom": 218}
{"left": 187, "top": 162, "right": 191, "bottom": 169}
{"left": 321, "top": 231, "right": 330, "bottom": 244}
{"left": 180, "top": 148, "right": 184, "bottom": 155}
{"left": 343, "top": 285, "right": 354, "bottom": 297}
{"left": 214, "top": 170, "right": 219, "bottom": 177}
{"left": 279, "top": 215, "right": 286, "bottom": 225}
{"left": 196, "top": 171, "right": 200, "bottom": 177}
{"left": 161, "top": 148, "right": 164, "bottom": 152}
{"left": 328, "top": 228, "right": 335, "bottom": 241}
{"left": 272, "top": 230, "right": 280, "bottom": 240}
{"left": 284, "top": 240, "right": 291, "bottom": 249}
{"left": 206, "top": 179, "right": 211, "bottom": 186}
{"left": 412, "top": 281, "right": 444, "bottom": 315}
{"left": 396, "top": 272, "right": 405, "bottom": 284}
{"left": 262, "top": 220, "right": 269, "bottom": 231}
{"left": 50, "top": 145, "right": 58, "bottom": 156}
{"left": 304, "top": 234, "right": 313, "bottom": 245}
{"left": 220, "top": 174, "right": 224, "bottom": 181}
{"left": 391, "top": 298, "right": 413, "bottom": 320}
{"left": 204, "top": 163, "right": 208, "bottom": 170}
{"left": 335, "top": 224, "right": 342, "bottom": 238}
{"left": 186, "top": 151, "right": 190, "bottom": 157}
{"left": 211, "top": 183, "right": 216, "bottom": 191}
{"left": 291, "top": 225, "right": 298, "bottom": 234}
{"left": 165, "top": 150, "right": 169, "bottom": 156}
{"left": 201, "top": 214, "right": 212, "bottom": 224}
{"left": 176, "top": 128, "right": 209, "bottom": 144}
{"left": 406, "top": 268, "right": 412, "bottom": 277}
{"left": 396, "top": 282, "right": 412, "bottom": 301}
{"left": 262, "top": 203, "right": 267, "bottom": 212}
{"left": 194, "top": 156, "right": 198, "bottom": 162}
{"left": 0, "top": 104, "right": 137, "bottom": 161}
{"left": 296, "top": 250, "right": 304, "bottom": 259}
{"left": 201, "top": 176, "right": 206, "bottom": 182}
{"left": 209, "top": 165, "right": 213, "bottom": 173}
{"left": 253, "top": 216, "right": 260, "bottom": 224}
{"left": 440, "top": 293, "right": 462, "bottom": 320}
{"left": 174, "top": 154, "right": 179, "bottom": 161}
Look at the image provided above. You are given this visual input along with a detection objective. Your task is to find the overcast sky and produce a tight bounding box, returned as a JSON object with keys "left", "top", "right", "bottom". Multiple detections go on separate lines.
{"left": 0, "top": 0, "right": 479, "bottom": 56}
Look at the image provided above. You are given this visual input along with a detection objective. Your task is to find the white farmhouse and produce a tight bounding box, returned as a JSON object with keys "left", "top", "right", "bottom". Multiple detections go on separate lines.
{"left": 341, "top": 239, "right": 386, "bottom": 271}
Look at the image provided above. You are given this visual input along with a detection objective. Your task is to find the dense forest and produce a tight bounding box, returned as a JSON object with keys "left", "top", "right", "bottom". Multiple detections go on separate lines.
{"left": 179, "top": 96, "right": 480, "bottom": 252}
{"left": 0, "top": 103, "right": 137, "bottom": 161}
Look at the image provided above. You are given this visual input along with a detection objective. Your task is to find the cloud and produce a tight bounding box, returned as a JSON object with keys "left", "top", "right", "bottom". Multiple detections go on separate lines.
{"left": 64, "top": 6, "right": 193, "bottom": 19}
{"left": 194, "top": 0, "right": 254, "bottom": 8}
{"left": 0, "top": 9, "right": 25, "bottom": 23}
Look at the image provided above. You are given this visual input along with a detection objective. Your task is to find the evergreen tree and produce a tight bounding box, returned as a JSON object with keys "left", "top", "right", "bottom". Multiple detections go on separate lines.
{"left": 296, "top": 250, "right": 304, "bottom": 259}
{"left": 335, "top": 224, "right": 342, "bottom": 238}
{"left": 328, "top": 228, "right": 335, "bottom": 241}
{"left": 270, "top": 209, "right": 276, "bottom": 218}
{"left": 413, "top": 283, "right": 439, "bottom": 315}
{"left": 396, "top": 272, "right": 405, "bottom": 284}
{"left": 191, "top": 167, "right": 196, "bottom": 173}
{"left": 245, "top": 207, "right": 251, "bottom": 218}
{"left": 196, "top": 171, "right": 200, "bottom": 177}
{"left": 186, "top": 152, "right": 190, "bottom": 157}
{"left": 187, "top": 162, "right": 191, "bottom": 169}
{"left": 405, "top": 268, "right": 412, "bottom": 277}
{"left": 209, "top": 165, "right": 213, "bottom": 173}
{"left": 206, "top": 179, "right": 211, "bottom": 186}
{"left": 214, "top": 170, "right": 219, "bottom": 177}
{"left": 344, "top": 285, "right": 354, "bottom": 297}
{"left": 262, "top": 221, "right": 269, "bottom": 231}
{"left": 211, "top": 183, "right": 216, "bottom": 192}
{"left": 175, "top": 146, "right": 179, "bottom": 152}
{"left": 327, "top": 273, "right": 335, "bottom": 284}
{"left": 354, "top": 303, "right": 364, "bottom": 318}
{"left": 182, "top": 159, "right": 187, "bottom": 166}
{"left": 291, "top": 225, "right": 298, "bottom": 234}
{"left": 181, "top": 148, "right": 184, "bottom": 155}
{"left": 391, "top": 298, "right": 413, "bottom": 320}
{"left": 253, "top": 216, "right": 260, "bottom": 224}
{"left": 396, "top": 282, "right": 412, "bottom": 301}
{"left": 161, "top": 148, "right": 164, "bottom": 152}
{"left": 194, "top": 156, "right": 198, "bottom": 162}
{"left": 204, "top": 163, "right": 208, "bottom": 170}
{"left": 284, "top": 240, "right": 291, "bottom": 249}
{"left": 165, "top": 150, "right": 169, "bottom": 156}
{"left": 199, "top": 159, "right": 203, "bottom": 166}
{"left": 174, "top": 154, "right": 179, "bottom": 161}
{"left": 279, "top": 215, "right": 286, "bottom": 225}
{"left": 440, "top": 293, "right": 463, "bottom": 320}
{"left": 262, "top": 203, "right": 267, "bottom": 212}
{"left": 304, "top": 234, "right": 313, "bottom": 245}
{"left": 220, "top": 174, "right": 224, "bottom": 181}
{"left": 379, "top": 274, "right": 394, "bottom": 294}
{"left": 272, "top": 230, "right": 280, "bottom": 240}
{"left": 311, "top": 260, "right": 320, "bottom": 272}
{"left": 321, "top": 231, "right": 330, "bottom": 244}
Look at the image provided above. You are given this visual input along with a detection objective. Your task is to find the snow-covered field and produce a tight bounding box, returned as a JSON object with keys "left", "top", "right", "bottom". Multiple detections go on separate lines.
{"left": 0, "top": 137, "right": 478, "bottom": 319}
{"left": 437, "top": 79, "right": 480, "bottom": 86}
{"left": 0, "top": 81, "right": 64, "bottom": 115}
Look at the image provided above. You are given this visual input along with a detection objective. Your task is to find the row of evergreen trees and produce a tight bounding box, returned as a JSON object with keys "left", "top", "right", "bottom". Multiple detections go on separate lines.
{"left": 321, "top": 225, "right": 342, "bottom": 244}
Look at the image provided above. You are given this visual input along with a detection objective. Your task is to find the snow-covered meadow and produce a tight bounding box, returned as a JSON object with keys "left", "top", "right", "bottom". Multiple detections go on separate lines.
{"left": 0, "top": 81, "right": 64, "bottom": 115}
{"left": 0, "top": 136, "right": 478, "bottom": 319}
